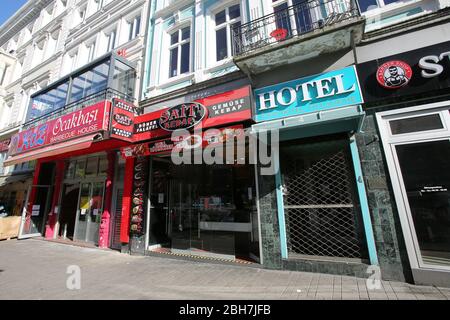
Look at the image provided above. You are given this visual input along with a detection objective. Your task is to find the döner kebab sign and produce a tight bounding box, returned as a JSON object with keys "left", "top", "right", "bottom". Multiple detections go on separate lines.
{"left": 121, "top": 85, "right": 252, "bottom": 157}
{"left": 133, "top": 85, "right": 252, "bottom": 142}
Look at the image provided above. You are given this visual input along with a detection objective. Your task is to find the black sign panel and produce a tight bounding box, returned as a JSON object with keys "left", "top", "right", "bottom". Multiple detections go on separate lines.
{"left": 357, "top": 41, "right": 450, "bottom": 104}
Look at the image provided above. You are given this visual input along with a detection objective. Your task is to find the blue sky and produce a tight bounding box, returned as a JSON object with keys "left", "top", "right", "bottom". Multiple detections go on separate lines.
{"left": 0, "top": 0, "right": 28, "bottom": 27}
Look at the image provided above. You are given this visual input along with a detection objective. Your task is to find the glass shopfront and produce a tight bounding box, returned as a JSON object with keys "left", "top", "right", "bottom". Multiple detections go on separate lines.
{"left": 148, "top": 157, "right": 259, "bottom": 262}
{"left": 57, "top": 154, "right": 107, "bottom": 245}
{"left": 378, "top": 104, "right": 450, "bottom": 271}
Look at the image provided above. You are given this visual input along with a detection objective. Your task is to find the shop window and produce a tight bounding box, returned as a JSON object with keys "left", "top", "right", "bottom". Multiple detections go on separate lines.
{"left": 214, "top": 4, "right": 241, "bottom": 62}
{"left": 85, "top": 157, "right": 99, "bottom": 177}
{"left": 98, "top": 157, "right": 108, "bottom": 176}
{"left": 168, "top": 26, "right": 191, "bottom": 78}
{"left": 389, "top": 114, "right": 444, "bottom": 135}
{"left": 65, "top": 161, "right": 76, "bottom": 179}
{"left": 75, "top": 159, "right": 86, "bottom": 179}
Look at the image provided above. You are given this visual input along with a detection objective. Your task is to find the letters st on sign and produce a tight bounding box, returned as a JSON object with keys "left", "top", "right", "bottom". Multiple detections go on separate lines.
{"left": 254, "top": 66, "right": 363, "bottom": 122}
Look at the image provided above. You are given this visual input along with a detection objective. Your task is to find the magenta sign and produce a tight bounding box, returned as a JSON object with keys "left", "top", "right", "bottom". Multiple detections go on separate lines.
{"left": 8, "top": 101, "right": 111, "bottom": 156}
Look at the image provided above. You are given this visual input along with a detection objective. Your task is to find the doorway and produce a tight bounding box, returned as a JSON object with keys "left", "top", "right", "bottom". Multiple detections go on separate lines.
{"left": 58, "top": 184, "right": 80, "bottom": 239}
{"left": 377, "top": 102, "right": 450, "bottom": 284}
{"left": 279, "top": 134, "right": 367, "bottom": 262}
{"left": 73, "top": 181, "right": 105, "bottom": 244}
{"left": 148, "top": 157, "right": 259, "bottom": 261}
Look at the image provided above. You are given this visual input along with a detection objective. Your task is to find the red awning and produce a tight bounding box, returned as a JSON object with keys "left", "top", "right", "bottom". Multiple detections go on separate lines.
{"left": 3, "top": 133, "right": 100, "bottom": 167}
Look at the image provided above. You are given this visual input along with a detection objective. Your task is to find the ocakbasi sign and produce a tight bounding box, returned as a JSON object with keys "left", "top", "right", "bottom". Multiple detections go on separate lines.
{"left": 133, "top": 85, "right": 252, "bottom": 141}
{"left": 8, "top": 101, "right": 111, "bottom": 156}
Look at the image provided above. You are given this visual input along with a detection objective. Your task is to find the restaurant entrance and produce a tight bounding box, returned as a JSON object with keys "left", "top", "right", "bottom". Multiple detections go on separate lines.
{"left": 148, "top": 157, "right": 260, "bottom": 262}
{"left": 57, "top": 155, "right": 108, "bottom": 245}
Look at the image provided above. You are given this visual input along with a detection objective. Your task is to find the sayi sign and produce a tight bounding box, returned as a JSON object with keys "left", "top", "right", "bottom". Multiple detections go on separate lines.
{"left": 254, "top": 66, "right": 363, "bottom": 122}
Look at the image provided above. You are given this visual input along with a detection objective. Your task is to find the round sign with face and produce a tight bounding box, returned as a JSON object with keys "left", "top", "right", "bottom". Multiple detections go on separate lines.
{"left": 376, "top": 60, "right": 413, "bottom": 89}
{"left": 159, "top": 102, "right": 207, "bottom": 131}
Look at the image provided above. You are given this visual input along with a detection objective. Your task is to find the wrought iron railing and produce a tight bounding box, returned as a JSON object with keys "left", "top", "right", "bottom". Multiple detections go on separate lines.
{"left": 232, "top": 0, "right": 360, "bottom": 56}
{"left": 23, "top": 88, "right": 136, "bottom": 130}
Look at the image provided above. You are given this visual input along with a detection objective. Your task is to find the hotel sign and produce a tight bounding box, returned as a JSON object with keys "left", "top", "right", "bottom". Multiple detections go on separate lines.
{"left": 254, "top": 66, "right": 363, "bottom": 122}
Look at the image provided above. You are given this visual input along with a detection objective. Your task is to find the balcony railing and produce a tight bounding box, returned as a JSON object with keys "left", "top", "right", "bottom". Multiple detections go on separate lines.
{"left": 23, "top": 88, "right": 136, "bottom": 130}
{"left": 232, "top": 0, "right": 360, "bottom": 56}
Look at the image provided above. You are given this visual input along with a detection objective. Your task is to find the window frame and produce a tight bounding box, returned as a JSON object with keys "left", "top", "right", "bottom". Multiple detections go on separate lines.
{"left": 213, "top": 3, "right": 242, "bottom": 63}
{"left": 168, "top": 25, "right": 192, "bottom": 79}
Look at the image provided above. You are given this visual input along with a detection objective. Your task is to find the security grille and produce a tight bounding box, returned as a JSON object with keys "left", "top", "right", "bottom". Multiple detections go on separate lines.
{"left": 282, "top": 140, "right": 364, "bottom": 259}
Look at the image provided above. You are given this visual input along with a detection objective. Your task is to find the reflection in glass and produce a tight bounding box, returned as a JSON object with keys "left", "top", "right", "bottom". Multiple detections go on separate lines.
{"left": 112, "top": 60, "right": 136, "bottom": 98}
{"left": 69, "top": 61, "right": 109, "bottom": 103}
{"left": 75, "top": 160, "right": 86, "bottom": 179}
{"left": 396, "top": 140, "right": 450, "bottom": 266}
{"left": 27, "top": 82, "right": 69, "bottom": 121}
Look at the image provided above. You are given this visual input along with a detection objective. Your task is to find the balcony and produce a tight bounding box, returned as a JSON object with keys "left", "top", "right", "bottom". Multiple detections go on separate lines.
{"left": 24, "top": 52, "right": 137, "bottom": 130}
{"left": 232, "top": 0, "right": 365, "bottom": 75}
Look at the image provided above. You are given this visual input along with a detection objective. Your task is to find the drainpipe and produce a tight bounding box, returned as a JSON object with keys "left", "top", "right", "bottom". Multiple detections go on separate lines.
{"left": 140, "top": 0, "right": 156, "bottom": 102}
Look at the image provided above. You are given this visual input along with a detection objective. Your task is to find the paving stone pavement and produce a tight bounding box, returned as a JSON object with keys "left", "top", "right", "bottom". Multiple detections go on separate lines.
{"left": 1, "top": 239, "right": 450, "bottom": 300}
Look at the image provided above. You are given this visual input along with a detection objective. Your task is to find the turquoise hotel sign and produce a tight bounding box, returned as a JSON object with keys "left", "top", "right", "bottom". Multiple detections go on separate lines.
{"left": 254, "top": 66, "right": 363, "bottom": 122}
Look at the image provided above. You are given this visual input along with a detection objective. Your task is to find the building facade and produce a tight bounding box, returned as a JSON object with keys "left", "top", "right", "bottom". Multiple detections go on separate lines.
{"left": 0, "top": 0, "right": 150, "bottom": 249}
{"left": 1, "top": 0, "right": 450, "bottom": 288}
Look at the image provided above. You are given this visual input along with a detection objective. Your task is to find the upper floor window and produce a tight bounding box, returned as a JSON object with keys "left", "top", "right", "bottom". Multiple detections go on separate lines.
{"left": 87, "top": 41, "right": 96, "bottom": 62}
{"left": 106, "top": 29, "right": 117, "bottom": 52}
{"left": 0, "top": 65, "right": 10, "bottom": 86}
{"left": 215, "top": 4, "right": 241, "bottom": 62}
{"left": 358, "top": 0, "right": 403, "bottom": 12}
{"left": 128, "top": 15, "right": 142, "bottom": 41}
{"left": 169, "top": 26, "right": 191, "bottom": 78}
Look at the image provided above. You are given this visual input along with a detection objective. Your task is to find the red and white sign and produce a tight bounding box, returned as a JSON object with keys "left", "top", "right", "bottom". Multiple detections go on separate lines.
{"left": 110, "top": 98, "right": 135, "bottom": 142}
{"left": 0, "top": 139, "right": 10, "bottom": 152}
{"left": 376, "top": 60, "right": 413, "bottom": 89}
{"left": 8, "top": 101, "right": 111, "bottom": 156}
{"left": 124, "top": 125, "right": 245, "bottom": 157}
{"left": 133, "top": 85, "right": 252, "bottom": 142}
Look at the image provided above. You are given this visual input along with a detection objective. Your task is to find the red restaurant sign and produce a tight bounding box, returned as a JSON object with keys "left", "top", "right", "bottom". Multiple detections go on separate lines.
{"left": 110, "top": 98, "right": 135, "bottom": 142}
{"left": 0, "top": 139, "right": 10, "bottom": 152}
{"left": 8, "top": 101, "right": 111, "bottom": 156}
{"left": 133, "top": 85, "right": 252, "bottom": 142}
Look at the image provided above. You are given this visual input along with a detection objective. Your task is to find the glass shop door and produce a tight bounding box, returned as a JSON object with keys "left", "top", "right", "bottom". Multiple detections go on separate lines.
{"left": 18, "top": 185, "right": 53, "bottom": 239}
{"left": 392, "top": 138, "right": 450, "bottom": 269}
{"left": 74, "top": 181, "right": 105, "bottom": 245}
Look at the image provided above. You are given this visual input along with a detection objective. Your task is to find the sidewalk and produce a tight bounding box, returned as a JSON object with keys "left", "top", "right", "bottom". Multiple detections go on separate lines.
{"left": 1, "top": 239, "right": 449, "bottom": 300}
